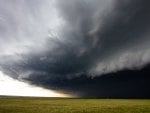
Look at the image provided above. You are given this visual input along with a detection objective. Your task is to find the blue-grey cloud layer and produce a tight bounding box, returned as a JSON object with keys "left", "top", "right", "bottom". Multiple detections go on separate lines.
{"left": 0, "top": 0, "right": 150, "bottom": 97}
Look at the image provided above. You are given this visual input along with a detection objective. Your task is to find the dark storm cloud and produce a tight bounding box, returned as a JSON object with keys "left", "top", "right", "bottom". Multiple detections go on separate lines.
{"left": 27, "top": 66, "right": 150, "bottom": 98}
{"left": 0, "top": 0, "right": 150, "bottom": 97}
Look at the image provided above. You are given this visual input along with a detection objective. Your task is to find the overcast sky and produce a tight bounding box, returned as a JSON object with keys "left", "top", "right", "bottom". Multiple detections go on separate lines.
{"left": 0, "top": 0, "right": 150, "bottom": 98}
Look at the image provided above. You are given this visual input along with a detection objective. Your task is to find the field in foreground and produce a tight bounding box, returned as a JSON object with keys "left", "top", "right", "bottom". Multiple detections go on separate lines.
{"left": 0, "top": 97, "right": 150, "bottom": 113}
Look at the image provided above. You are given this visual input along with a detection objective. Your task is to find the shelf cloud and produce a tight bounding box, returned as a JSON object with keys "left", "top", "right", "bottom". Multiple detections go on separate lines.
{"left": 0, "top": 0, "right": 150, "bottom": 97}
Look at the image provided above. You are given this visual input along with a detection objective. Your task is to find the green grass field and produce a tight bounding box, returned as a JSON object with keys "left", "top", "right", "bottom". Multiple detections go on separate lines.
{"left": 0, "top": 97, "right": 150, "bottom": 113}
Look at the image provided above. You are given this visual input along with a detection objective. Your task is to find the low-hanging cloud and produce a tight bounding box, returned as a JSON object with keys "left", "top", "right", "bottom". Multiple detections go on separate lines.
{"left": 0, "top": 0, "right": 150, "bottom": 97}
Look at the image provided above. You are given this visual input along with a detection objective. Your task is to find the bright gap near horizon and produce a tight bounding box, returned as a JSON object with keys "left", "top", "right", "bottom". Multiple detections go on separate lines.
{"left": 0, "top": 71, "right": 69, "bottom": 97}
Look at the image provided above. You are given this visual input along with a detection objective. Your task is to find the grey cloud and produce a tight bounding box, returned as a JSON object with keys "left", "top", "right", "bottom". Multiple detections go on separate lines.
{"left": 0, "top": 0, "right": 150, "bottom": 97}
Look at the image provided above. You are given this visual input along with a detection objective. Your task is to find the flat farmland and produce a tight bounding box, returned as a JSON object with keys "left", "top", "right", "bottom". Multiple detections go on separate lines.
{"left": 0, "top": 97, "right": 150, "bottom": 113}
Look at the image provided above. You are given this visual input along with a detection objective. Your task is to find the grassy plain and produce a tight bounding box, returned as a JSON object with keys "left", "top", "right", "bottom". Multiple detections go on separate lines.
{"left": 0, "top": 97, "right": 150, "bottom": 113}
